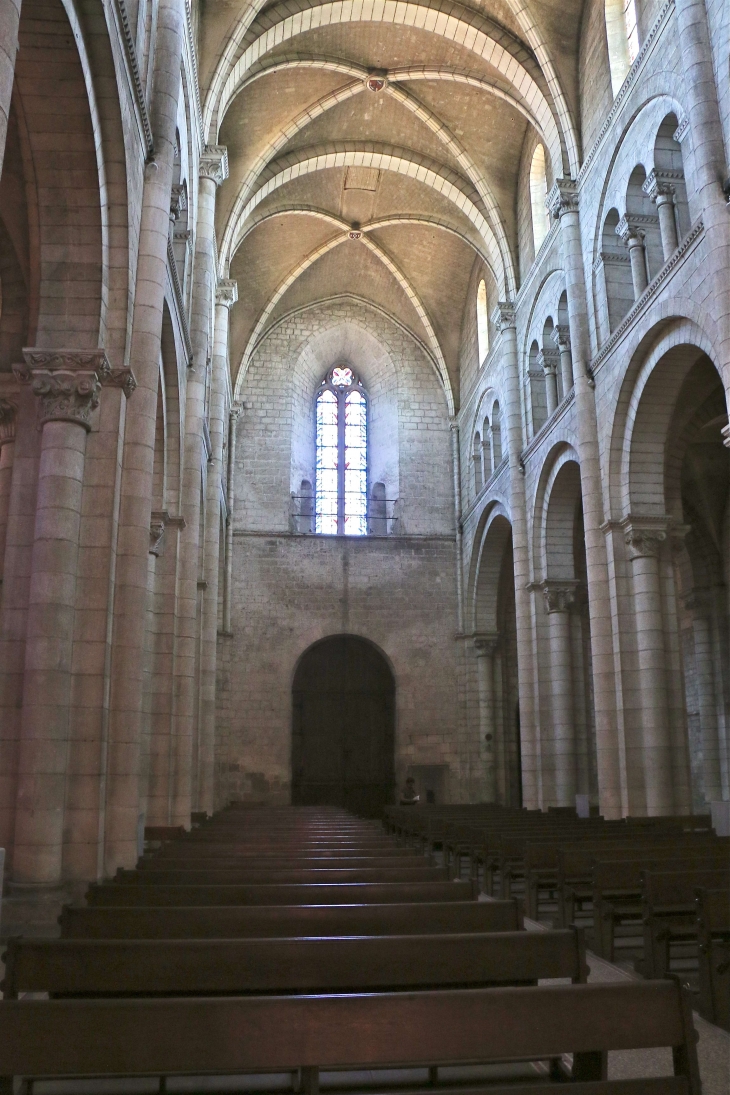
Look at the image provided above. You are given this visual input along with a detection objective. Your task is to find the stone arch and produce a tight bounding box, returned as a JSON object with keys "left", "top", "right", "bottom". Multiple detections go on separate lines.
{"left": 12, "top": 0, "right": 106, "bottom": 350}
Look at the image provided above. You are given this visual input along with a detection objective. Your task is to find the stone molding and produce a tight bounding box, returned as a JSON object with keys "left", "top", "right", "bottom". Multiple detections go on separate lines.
{"left": 620, "top": 516, "right": 670, "bottom": 559}
{"left": 540, "top": 580, "right": 581, "bottom": 613}
{"left": 200, "top": 145, "right": 229, "bottom": 186}
{"left": 113, "top": 0, "right": 154, "bottom": 158}
{"left": 642, "top": 169, "right": 682, "bottom": 202}
{"left": 216, "top": 279, "right": 238, "bottom": 308}
{"left": 14, "top": 350, "right": 113, "bottom": 431}
{"left": 673, "top": 116, "right": 689, "bottom": 143}
{"left": 537, "top": 349, "right": 559, "bottom": 372}
{"left": 106, "top": 367, "right": 138, "bottom": 399}
{"left": 546, "top": 177, "right": 578, "bottom": 221}
{"left": 149, "top": 510, "right": 186, "bottom": 556}
{"left": 721, "top": 423, "right": 730, "bottom": 449}
{"left": 590, "top": 219, "right": 704, "bottom": 373}
{"left": 593, "top": 250, "right": 632, "bottom": 271}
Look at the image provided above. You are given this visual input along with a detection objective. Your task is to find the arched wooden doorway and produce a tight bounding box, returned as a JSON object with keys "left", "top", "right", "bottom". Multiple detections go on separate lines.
{"left": 292, "top": 636, "right": 395, "bottom": 816}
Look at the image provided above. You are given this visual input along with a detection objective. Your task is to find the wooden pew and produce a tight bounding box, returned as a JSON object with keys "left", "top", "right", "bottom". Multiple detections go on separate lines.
{"left": 0, "top": 980, "right": 701, "bottom": 1093}
{"left": 59, "top": 899, "right": 523, "bottom": 939}
{"left": 116, "top": 865, "right": 448, "bottom": 885}
{"left": 592, "top": 853, "right": 729, "bottom": 960}
{"left": 85, "top": 879, "right": 477, "bottom": 906}
{"left": 642, "top": 867, "right": 730, "bottom": 979}
{"left": 151, "top": 845, "right": 420, "bottom": 861}
{"left": 695, "top": 888, "right": 730, "bottom": 1031}
{"left": 2, "top": 928, "right": 586, "bottom": 998}
{"left": 139, "top": 854, "right": 429, "bottom": 870}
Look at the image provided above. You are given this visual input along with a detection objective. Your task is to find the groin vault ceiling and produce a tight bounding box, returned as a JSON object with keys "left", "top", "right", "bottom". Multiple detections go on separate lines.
{"left": 199, "top": 0, "right": 585, "bottom": 406}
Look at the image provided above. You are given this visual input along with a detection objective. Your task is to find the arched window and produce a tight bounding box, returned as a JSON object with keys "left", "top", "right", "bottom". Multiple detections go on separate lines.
{"left": 315, "top": 366, "right": 368, "bottom": 536}
{"left": 476, "top": 279, "right": 489, "bottom": 365}
{"left": 529, "top": 145, "right": 550, "bottom": 253}
{"left": 605, "top": 0, "right": 639, "bottom": 97}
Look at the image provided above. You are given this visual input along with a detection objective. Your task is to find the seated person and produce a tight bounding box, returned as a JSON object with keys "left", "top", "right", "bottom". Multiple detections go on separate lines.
{"left": 399, "top": 776, "right": 420, "bottom": 806}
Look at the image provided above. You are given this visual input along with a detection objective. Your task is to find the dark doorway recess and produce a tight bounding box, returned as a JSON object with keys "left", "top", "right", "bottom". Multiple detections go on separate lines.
{"left": 292, "top": 635, "right": 396, "bottom": 816}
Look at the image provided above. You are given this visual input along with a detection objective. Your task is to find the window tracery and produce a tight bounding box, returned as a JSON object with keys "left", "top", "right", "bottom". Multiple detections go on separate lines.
{"left": 315, "top": 367, "right": 368, "bottom": 536}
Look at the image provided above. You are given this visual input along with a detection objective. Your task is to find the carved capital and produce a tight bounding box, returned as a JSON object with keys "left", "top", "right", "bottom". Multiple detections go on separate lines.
{"left": 149, "top": 511, "right": 167, "bottom": 556}
{"left": 199, "top": 145, "right": 228, "bottom": 186}
{"left": 542, "top": 580, "right": 580, "bottom": 613}
{"left": 642, "top": 168, "right": 677, "bottom": 204}
{"left": 230, "top": 402, "right": 243, "bottom": 422}
{"left": 473, "top": 632, "right": 499, "bottom": 657}
{"left": 621, "top": 517, "right": 669, "bottom": 559}
{"left": 615, "top": 215, "right": 643, "bottom": 245}
{"left": 721, "top": 422, "right": 730, "bottom": 449}
{"left": 546, "top": 178, "right": 579, "bottom": 220}
{"left": 15, "top": 349, "right": 111, "bottom": 430}
{"left": 492, "top": 302, "right": 516, "bottom": 333}
{"left": 106, "top": 367, "right": 138, "bottom": 399}
{"left": 0, "top": 398, "right": 18, "bottom": 446}
{"left": 537, "top": 349, "right": 559, "bottom": 374}
{"left": 673, "top": 116, "right": 689, "bottom": 143}
{"left": 216, "top": 279, "right": 238, "bottom": 309}
{"left": 170, "top": 183, "right": 187, "bottom": 224}
{"left": 551, "top": 324, "right": 570, "bottom": 351}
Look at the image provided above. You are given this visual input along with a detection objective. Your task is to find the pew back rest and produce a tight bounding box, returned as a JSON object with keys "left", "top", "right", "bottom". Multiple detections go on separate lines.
{"left": 2, "top": 929, "right": 587, "bottom": 998}
{"left": 0, "top": 981, "right": 700, "bottom": 1092}
{"left": 593, "top": 854, "right": 729, "bottom": 893}
{"left": 85, "top": 880, "right": 477, "bottom": 907}
{"left": 642, "top": 869, "right": 730, "bottom": 909}
{"left": 695, "top": 887, "right": 730, "bottom": 934}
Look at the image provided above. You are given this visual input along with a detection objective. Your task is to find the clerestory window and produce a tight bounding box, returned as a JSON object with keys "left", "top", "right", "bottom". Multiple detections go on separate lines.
{"left": 315, "top": 366, "right": 368, "bottom": 536}
{"left": 605, "top": 0, "right": 639, "bottom": 96}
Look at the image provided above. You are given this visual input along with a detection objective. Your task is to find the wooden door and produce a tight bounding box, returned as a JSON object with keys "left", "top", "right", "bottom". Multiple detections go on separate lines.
{"left": 292, "top": 636, "right": 395, "bottom": 816}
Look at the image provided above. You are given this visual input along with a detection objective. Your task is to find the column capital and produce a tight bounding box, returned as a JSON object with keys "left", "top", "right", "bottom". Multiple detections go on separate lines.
{"left": 537, "top": 349, "right": 559, "bottom": 374}
{"left": 170, "top": 182, "right": 187, "bottom": 225}
{"left": 551, "top": 324, "right": 570, "bottom": 350}
{"left": 199, "top": 145, "right": 229, "bottom": 186}
{"left": 216, "top": 279, "right": 238, "bottom": 308}
{"left": 621, "top": 516, "right": 670, "bottom": 559}
{"left": 149, "top": 509, "right": 186, "bottom": 556}
{"left": 14, "top": 349, "right": 112, "bottom": 430}
{"left": 642, "top": 168, "right": 680, "bottom": 203}
{"left": 473, "top": 632, "right": 499, "bottom": 656}
{"left": 615, "top": 215, "right": 643, "bottom": 244}
{"left": 541, "top": 580, "right": 580, "bottom": 613}
{"left": 721, "top": 422, "right": 730, "bottom": 449}
{"left": 0, "top": 397, "right": 18, "bottom": 446}
{"left": 546, "top": 177, "right": 579, "bottom": 220}
{"left": 491, "top": 302, "right": 516, "bottom": 332}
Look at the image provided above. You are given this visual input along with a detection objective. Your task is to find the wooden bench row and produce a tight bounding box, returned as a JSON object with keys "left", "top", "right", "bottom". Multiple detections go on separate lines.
{"left": 0, "top": 980, "right": 702, "bottom": 1094}
{"left": 85, "top": 879, "right": 477, "bottom": 906}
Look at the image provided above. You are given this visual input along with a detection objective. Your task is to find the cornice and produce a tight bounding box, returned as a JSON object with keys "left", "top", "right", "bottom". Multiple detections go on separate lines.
{"left": 112, "top": 0, "right": 154, "bottom": 159}
{"left": 590, "top": 218, "right": 704, "bottom": 374}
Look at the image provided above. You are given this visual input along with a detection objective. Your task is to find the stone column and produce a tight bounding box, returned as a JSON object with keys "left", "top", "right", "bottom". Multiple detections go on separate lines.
{"left": 689, "top": 590, "right": 724, "bottom": 804}
{"left": 616, "top": 216, "right": 648, "bottom": 299}
{"left": 104, "top": 0, "right": 185, "bottom": 874}
{"left": 198, "top": 275, "right": 236, "bottom": 816}
{"left": 11, "top": 349, "right": 107, "bottom": 883}
{"left": 474, "top": 634, "right": 499, "bottom": 802}
{"left": 222, "top": 404, "right": 241, "bottom": 635}
{"left": 622, "top": 518, "right": 674, "bottom": 815}
{"left": 0, "top": 396, "right": 17, "bottom": 572}
{"left": 547, "top": 178, "right": 623, "bottom": 818}
{"left": 176, "top": 144, "right": 228, "bottom": 820}
{"left": 642, "top": 170, "right": 679, "bottom": 261}
{"left": 0, "top": 0, "right": 21, "bottom": 175}
{"left": 551, "top": 325, "right": 573, "bottom": 396}
{"left": 543, "top": 581, "right": 579, "bottom": 807}
{"left": 538, "top": 350, "right": 559, "bottom": 413}
{"left": 493, "top": 303, "right": 537, "bottom": 806}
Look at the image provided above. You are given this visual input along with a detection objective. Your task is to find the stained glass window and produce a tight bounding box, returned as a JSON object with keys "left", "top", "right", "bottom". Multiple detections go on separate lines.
{"left": 315, "top": 368, "right": 368, "bottom": 536}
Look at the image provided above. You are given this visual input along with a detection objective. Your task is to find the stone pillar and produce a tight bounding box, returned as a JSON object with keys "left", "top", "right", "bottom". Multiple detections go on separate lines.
{"left": 642, "top": 170, "right": 679, "bottom": 261}
{"left": 551, "top": 325, "right": 573, "bottom": 396}
{"left": 0, "top": 0, "right": 21, "bottom": 175}
{"left": 104, "top": 0, "right": 185, "bottom": 874}
{"left": 474, "top": 634, "right": 499, "bottom": 802}
{"left": 11, "top": 349, "right": 107, "bottom": 883}
{"left": 492, "top": 303, "right": 536, "bottom": 806}
{"left": 450, "top": 421, "right": 464, "bottom": 634}
{"left": 543, "top": 582, "right": 579, "bottom": 807}
{"left": 622, "top": 518, "right": 674, "bottom": 815}
{"left": 222, "top": 404, "right": 241, "bottom": 635}
{"left": 547, "top": 178, "right": 623, "bottom": 818}
{"left": 198, "top": 275, "right": 236, "bottom": 816}
{"left": 537, "top": 351, "right": 558, "bottom": 415}
{"left": 689, "top": 590, "right": 724, "bottom": 804}
{"left": 176, "top": 144, "right": 228, "bottom": 820}
{"left": 0, "top": 396, "right": 17, "bottom": 572}
{"left": 616, "top": 216, "right": 648, "bottom": 299}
